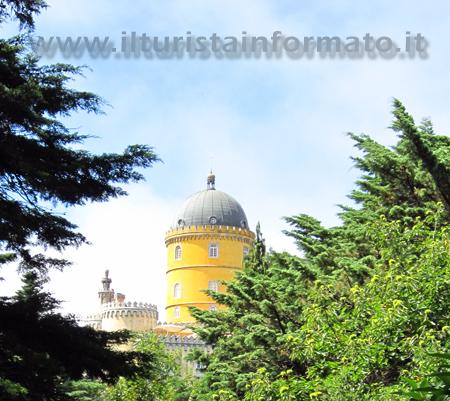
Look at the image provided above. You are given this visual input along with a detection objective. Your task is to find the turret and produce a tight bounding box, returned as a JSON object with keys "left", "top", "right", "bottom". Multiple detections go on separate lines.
{"left": 98, "top": 269, "right": 114, "bottom": 304}
{"left": 165, "top": 174, "right": 255, "bottom": 323}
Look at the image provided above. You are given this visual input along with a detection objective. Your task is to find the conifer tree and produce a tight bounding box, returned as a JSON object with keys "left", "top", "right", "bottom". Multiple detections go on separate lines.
{"left": 0, "top": 272, "right": 147, "bottom": 401}
{"left": 190, "top": 224, "right": 318, "bottom": 396}
{"left": 189, "top": 101, "right": 450, "bottom": 401}
{"left": 0, "top": 2, "right": 159, "bottom": 399}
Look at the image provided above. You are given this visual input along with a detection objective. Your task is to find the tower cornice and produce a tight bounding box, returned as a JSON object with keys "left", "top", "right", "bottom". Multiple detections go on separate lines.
{"left": 165, "top": 225, "right": 255, "bottom": 246}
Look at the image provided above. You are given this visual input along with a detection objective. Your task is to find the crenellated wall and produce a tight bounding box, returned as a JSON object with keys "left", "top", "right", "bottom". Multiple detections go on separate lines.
{"left": 160, "top": 334, "right": 210, "bottom": 349}
{"left": 165, "top": 224, "right": 255, "bottom": 246}
{"left": 159, "top": 334, "right": 211, "bottom": 376}
{"left": 100, "top": 301, "right": 158, "bottom": 332}
{"left": 81, "top": 314, "right": 102, "bottom": 330}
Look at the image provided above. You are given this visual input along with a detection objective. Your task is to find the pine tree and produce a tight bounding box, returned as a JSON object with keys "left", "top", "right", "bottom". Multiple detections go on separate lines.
{"left": 189, "top": 101, "right": 450, "bottom": 400}
{"left": 0, "top": 2, "right": 159, "bottom": 399}
{"left": 0, "top": 32, "right": 158, "bottom": 273}
{"left": 190, "top": 224, "right": 319, "bottom": 397}
{"left": 0, "top": 273, "right": 148, "bottom": 401}
{"left": 0, "top": 0, "right": 47, "bottom": 28}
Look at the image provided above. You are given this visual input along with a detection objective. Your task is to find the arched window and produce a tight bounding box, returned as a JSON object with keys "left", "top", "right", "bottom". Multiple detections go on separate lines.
{"left": 243, "top": 246, "right": 249, "bottom": 256}
{"left": 209, "top": 243, "right": 219, "bottom": 258}
{"left": 208, "top": 280, "right": 219, "bottom": 292}
{"left": 174, "top": 283, "right": 181, "bottom": 298}
{"left": 174, "top": 306, "right": 180, "bottom": 318}
{"left": 208, "top": 304, "right": 217, "bottom": 311}
{"left": 175, "top": 245, "right": 182, "bottom": 260}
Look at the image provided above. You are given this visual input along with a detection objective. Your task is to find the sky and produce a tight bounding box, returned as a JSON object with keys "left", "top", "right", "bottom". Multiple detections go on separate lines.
{"left": 1, "top": 0, "right": 449, "bottom": 321}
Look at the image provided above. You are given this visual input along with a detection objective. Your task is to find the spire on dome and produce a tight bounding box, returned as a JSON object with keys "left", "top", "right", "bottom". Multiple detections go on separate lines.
{"left": 207, "top": 171, "right": 216, "bottom": 190}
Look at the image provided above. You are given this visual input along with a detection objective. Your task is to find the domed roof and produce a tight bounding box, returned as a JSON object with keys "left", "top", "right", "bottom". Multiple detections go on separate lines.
{"left": 173, "top": 175, "right": 249, "bottom": 229}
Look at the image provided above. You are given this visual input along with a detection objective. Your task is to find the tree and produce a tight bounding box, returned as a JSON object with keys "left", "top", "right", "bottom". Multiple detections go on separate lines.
{"left": 103, "top": 333, "right": 191, "bottom": 401}
{"left": 0, "top": 272, "right": 150, "bottom": 401}
{"left": 189, "top": 101, "right": 450, "bottom": 400}
{"left": 0, "top": 0, "right": 47, "bottom": 28}
{"left": 63, "top": 380, "right": 107, "bottom": 401}
{"left": 189, "top": 224, "right": 319, "bottom": 398}
{"left": 0, "top": 33, "right": 158, "bottom": 273}
{"left": 0, "top": 2, "right": 159, "bottom": 399}
{"left": 407, "top": 352, "right": 450, "bottom": 401}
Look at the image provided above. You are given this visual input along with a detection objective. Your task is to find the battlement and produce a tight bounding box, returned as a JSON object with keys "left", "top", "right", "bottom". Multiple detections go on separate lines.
{"left": 165, "top": 224, "right": 255, "bottom": 245}
{"left": 84, "top": 313, "right": 101, "bottom": 320}
{"left": 102, "top": 301, "right": 157, "bottom": 310}
{"left": 101, "top": 301, "right": 158, "bottom": 320}
{"left": 166, "top": 224, "right": 255, "bottom": 236}
{"left": 159, "top": 334, "right": 208, "bottom": 347}
{"left": 157, "top": 321, "right": 190, "bottom": 325}
{"left": 158, "top": 334, "right": 211, "bottom": 377}
{"left": 78, "top": 313, "right": 102, "bottom": 330}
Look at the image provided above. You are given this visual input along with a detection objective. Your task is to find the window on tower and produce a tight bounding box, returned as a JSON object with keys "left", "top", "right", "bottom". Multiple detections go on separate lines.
{"left": 174, "top": 306, "right": 180, "bottom": 318}
{"left": 174, "top": 283, "right": 181, "bottom": 298}
{"left": 175, "top": 245, "right": 182, "bottom": 260}
{"left": 208, "top": 280, "right": 219, "bottom": 292}
{"left": 209, "top": 243, "right": 219, "bottom": 258}
{"left": 209, "top": 304, "right": 217, "bottom": 311}
{"left": 243, "top": 246, "right": 249, "bottom": 256}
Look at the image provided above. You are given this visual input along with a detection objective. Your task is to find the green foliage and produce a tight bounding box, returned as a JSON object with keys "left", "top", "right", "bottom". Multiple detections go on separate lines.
{"left": 103, "top": 333, "right": 191, "bottom": 401}
{"left": 0, "top": 34, "right": 159, "bottom": 273}
{"left": 282, "top": 214, "right": 448, "bottom": 401}
{"left": 189, "top": 101, "right": 450, "bottom": 400}
{"left": 0, "top": 272, "right": 149, "bottom": 401}
{"left": 0, "top": 2, "right": 160, "bottom": 400}
{"left": 0, "top": 0, "right": 47, "bottom": 28}
{"left": 64, "top": 380, "right": 107, "bottom": 401}
{"left": 189, "top": 225, "right": 314, "bottom": 397}
{"left": 407, "top": 352, "right": 450, "bottom": 401}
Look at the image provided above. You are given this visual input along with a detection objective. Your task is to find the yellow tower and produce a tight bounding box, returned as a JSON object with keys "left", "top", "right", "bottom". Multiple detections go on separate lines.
{"left": 165, "top": 173, "right": 255, "bottom": 323}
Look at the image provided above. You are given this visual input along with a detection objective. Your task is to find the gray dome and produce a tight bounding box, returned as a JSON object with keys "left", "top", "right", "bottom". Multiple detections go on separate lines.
{"left": 173, "top": 189, "right": 249, "bottom": 229}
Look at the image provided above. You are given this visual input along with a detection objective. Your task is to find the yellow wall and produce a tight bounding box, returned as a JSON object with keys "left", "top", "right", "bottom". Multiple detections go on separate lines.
{"left": 165, "top": 226, "right": 254, "bottom": 323}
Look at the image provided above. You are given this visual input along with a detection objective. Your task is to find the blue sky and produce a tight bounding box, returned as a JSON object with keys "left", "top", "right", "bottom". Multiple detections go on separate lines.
{"left": 1, "top": 0, "right": 449, "bottom": 320}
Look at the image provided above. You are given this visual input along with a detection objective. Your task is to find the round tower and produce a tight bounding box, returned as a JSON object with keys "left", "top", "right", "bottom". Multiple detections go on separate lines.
{"left": 100, "top": 301, "right": 158, "bottom": 332}
{"left": 165, "top": 173, "right": 255, "bottom": 323}
{"left": 83, "top": 270, "right": 159, "bottom": 333}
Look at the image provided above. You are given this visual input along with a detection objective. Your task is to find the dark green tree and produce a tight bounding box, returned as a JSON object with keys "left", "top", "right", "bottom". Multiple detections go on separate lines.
{"left": 0, "top": 0, "right": 47, "bottom": 28}
{"left": 0, "top": 2, "right": 159, "bottom": 400}
{"left": 104, "top": 333, "right": 191, "bottom": 401}
{"left": 189, "top": 101, "right": 450, "bottom": 401}
{"left": 189, "top": 224, "right": 319, "bottom": 397}
{"left": 0, "top": 273, "right": 149, "bottom": 401}
{"left": 284, "top": 101, "right": 449, "bottom": 285}
{"left": 0, "top": 32, "right": 158, "bottom": 273}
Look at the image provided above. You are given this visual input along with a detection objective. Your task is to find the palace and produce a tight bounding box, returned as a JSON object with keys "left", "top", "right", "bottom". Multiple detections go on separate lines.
{"left": 82, "top": 173, "right": 255, "bottom": 367}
